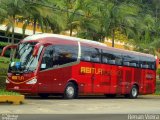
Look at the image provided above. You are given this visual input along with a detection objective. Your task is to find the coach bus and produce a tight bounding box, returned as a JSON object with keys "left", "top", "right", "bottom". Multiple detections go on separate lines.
{"left": 1, "top": 33, "right": 156, "bottom": 99}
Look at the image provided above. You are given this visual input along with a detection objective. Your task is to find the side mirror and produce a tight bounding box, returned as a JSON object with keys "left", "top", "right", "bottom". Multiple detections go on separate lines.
{"left": 1, "top": 44, "right": 17, "bottom": 57}
{"left": 41, "top": 64, "right": 46, "bottom": 69}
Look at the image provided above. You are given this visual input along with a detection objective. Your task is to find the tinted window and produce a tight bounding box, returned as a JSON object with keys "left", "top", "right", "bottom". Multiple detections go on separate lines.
{"left": 102, "top": 50, "right": 122, "bottom": 65}
{"left": 148, "top": 59, "right": 156, "bottom": 70}
{"left": 41, "top": 46, "right": 54, "bottom": 69}
{"left": 54, "top": 45, "right": 78, "bottom": 65}
{"left": 81, "top": 46, "right": 101, "bottom": 63}
{"left": 122, "top": 54, "right": 139, "bottom": 67}
{"left": 41, "top": 45, "right": 78, "bottom": 70}
{"left": 139, "top": 56, "right": 156, "bottom": 70}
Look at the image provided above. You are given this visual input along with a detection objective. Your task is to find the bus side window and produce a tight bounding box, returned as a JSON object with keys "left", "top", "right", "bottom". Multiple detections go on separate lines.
{"left": 122, "top": 54, "right": 138, "bottom": 67}
{"left": 102, "top": 57, "right": 108, "bottom": 63}
{"left": 102, "top": 51, "right": 110, "bottom": 64}
{"left": 148, "top": 58, "right": 156, "bottom": 70}
{"left": 54, "top": 45, "right": 78, "bottom": 65}
{"left": 123, "top": 62, "right": 130, "bottom": 66}
{"left": 130, "top": 63, "right": 137, "bottom": 67}
{"left": 83, "top": 56, "right": 91, "bottom": 61}
{"left": 41, "top": 46, "right": 54, "bottom": 70}
{"left": 108, "top": 60, "right": 115, "bottom": 64}
{"left": 102, "top": 50, "right": 122, "bottom": 65}
{"left": 81, "top": 46, "right": 101, "bottom": 63}
{"left": 142, "top": 65, "right": 149, "bottom": 69}
{"left": 112, "top": 53, "right": 122, "bottom": 65}
{"left": 115, "top": 53, "right": 122, "bottom": 65}
{"left": 151, "top": 62, "right": 156, "bottom": 70}
{"left": 41, "top": 45, "right": 78, "bottom": 70}
{"left": 139, "top": 56, "right": 149, "bottom": 69}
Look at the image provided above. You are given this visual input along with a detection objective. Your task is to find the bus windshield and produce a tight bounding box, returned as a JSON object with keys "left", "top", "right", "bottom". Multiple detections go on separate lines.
{"left": 9, "top": 42, "right": 43, "bottom": 73}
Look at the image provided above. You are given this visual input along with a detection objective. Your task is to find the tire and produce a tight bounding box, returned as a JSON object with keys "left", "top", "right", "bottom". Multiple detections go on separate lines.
{"left": 128, "top": 85, "right": 139, "bottom": 99}
{"left": 64, "top": 82, "right": 78, "bottom": 99}
{"left": 39, "top": 93, "right": 49, "bottom": 99}
{"left": 105, "top": 94, "right": 116, "bottom": 98}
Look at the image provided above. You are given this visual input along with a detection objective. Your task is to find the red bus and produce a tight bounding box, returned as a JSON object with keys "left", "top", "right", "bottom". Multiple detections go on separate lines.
{"left": 1, "top": 33, "right": 156, "bottom": 99}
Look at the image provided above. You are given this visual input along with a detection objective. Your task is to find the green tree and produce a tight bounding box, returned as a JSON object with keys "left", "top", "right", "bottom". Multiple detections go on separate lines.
{"left": 107, "top": 1, "right": 139, "bottom": 47}
{"left": 75, "top": 0, "right": 101, "bottom": 40}
{"left": 23, "top": 0, "right": 54, "bottom": 34}
{"left": 0, "top": 0, "right": 25, "bottom": 44}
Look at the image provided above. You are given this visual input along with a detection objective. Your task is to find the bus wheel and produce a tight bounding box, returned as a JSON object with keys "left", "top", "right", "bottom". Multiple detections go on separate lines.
{"left": 64, "top": 82, "right": 78, "bottom": 99}
{"left": 39, "top": 93, "right": 49, "bottom": 99}
{"left": 129, "top": 85, "right": 138, "bottom": 99}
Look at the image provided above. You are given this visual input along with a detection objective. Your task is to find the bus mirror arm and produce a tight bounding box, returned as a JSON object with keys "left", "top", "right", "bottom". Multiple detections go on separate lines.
{"left": 1, "top": 44, "right": 17, "bottom": 57}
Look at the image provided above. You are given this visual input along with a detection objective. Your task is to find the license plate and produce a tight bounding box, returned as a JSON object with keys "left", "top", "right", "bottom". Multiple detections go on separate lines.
{"left": 12, "top": 76, "right": 18, "bottom": 80}
{"left": 11, "top": 76, "right": 24, "bottom": 81}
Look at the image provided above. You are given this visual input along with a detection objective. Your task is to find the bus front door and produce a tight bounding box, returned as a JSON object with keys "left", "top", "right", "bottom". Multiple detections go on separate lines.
{"left": 38, "top": 70, "right": 53, "bottom": 93}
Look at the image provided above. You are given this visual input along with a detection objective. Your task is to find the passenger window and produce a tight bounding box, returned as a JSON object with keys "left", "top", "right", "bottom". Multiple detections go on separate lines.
{"left": 139, "top": 56, "right": 149, "bottom": 69}
{"left": 140, "top": 57, "right": 156, "bottom": 70}
{"left": 41, "top": 45, "right": 78, "bottom": 70}
{"left": 122, "top": 54, "right": 139, "bottom": 67}
{"left": 54, "top": 45, "right": 78, "bottom": 65}
{"left": 81, "top": 46, "right": 101, "bottom": 63}
{"left": 102, "top": 50, "right": 122, "bottom": 65}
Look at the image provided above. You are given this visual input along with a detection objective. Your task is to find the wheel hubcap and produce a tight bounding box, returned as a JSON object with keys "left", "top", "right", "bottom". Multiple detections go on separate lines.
{"left": 66, "top": 86, "right": 74, "bottom": 97}
{"left": 132, "top": 87, "right": 137, "bottom": 97}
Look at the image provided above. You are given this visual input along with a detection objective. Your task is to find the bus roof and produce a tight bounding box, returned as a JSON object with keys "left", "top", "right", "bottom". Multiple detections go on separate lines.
{"left": 23, "top": 33, "right": 107, "bottom": 47}
{"left": 23, "top": 33, "right": 155, "bottom": 59}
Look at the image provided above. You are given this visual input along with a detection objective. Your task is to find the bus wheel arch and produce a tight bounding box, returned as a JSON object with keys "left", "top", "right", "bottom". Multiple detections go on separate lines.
{"left": 130, "top": 84, "right": 139, "bottom": 99}
{"left": 63, "top": 80, "right": 78, "bottom": 99}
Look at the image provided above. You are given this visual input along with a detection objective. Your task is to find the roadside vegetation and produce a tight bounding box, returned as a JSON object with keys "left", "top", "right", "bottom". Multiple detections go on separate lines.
{"left": 0, "top": 57, "right": 9, "bottom": 89}
{"left": 0, "top": 89, "right": 20, "bottom": 96}
{"left": 156, "top": 80, "right": 160, "bottom": 95}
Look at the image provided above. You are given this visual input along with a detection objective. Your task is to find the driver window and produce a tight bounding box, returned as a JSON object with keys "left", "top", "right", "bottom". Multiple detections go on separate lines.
{"left": 41, "top": 46, "right": 54, "bottom": 70}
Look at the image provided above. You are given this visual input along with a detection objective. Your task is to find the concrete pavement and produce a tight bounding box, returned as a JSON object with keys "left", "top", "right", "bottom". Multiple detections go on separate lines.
{"left": 0, "top": 95, "right": 160, "bottom": 114}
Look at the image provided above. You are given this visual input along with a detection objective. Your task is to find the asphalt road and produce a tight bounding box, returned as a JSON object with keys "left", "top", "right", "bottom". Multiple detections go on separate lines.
{"left": 0, "top": 95, "right": 160, "bottom": 114}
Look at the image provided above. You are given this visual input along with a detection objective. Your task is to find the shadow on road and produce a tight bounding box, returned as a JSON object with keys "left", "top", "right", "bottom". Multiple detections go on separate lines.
{"left": 24, "top": 94, "right": 155, "bottom": 100}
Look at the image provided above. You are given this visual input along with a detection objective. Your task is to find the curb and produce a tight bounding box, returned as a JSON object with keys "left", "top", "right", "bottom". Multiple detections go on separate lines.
{"left": 0, "top": 95, "right": 25, "bottom": 105}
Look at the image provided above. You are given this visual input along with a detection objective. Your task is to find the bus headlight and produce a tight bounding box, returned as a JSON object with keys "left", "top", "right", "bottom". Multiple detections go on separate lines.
{"left": 26, "top": 78, "right": 37, "bottom": 84}
{"left": 6, "top": 79, "right": 10, "bottom": 83}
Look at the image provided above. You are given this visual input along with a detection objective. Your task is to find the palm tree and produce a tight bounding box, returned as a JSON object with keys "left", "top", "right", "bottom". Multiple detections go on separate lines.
{"left": 71, "top": 0, "right": 140, "bottom": 44}
{"left": 22, "top": 0, "right": 51, "bottom": 34}
{"left": 0, "top": 1, "right": 7, "bottom": 23}
{"left": 59, "top": 0, "right": 83, "bottom": 36}
{"left": 106, "top": 1, "right": 139, "bottom": 47}
{"left": 152, "top": 0, "right": 160, "bottom": 22}
{"left": 74, "top": 0, "right": 101, "bottom": 40}
{"left": 0, "top": 0, "right": 25, "bottom": 44}
{"left": 127, "top": 15, "right": 158, "bottom": 55}
{"left": 22, "top": 0, "right": 67, "bottom": 35}
{"left": 45, "top": 0, "right": 67, "bottom": 34}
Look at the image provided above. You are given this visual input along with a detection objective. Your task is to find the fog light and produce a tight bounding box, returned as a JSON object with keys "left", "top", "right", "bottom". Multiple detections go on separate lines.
{"left": 6, "top": 79, "right": 10, "bottom": 83}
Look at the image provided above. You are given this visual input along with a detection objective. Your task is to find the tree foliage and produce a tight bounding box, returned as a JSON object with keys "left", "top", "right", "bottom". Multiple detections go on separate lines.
{"left": 0, "top": 0, "right": 160, "bottom": 55}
